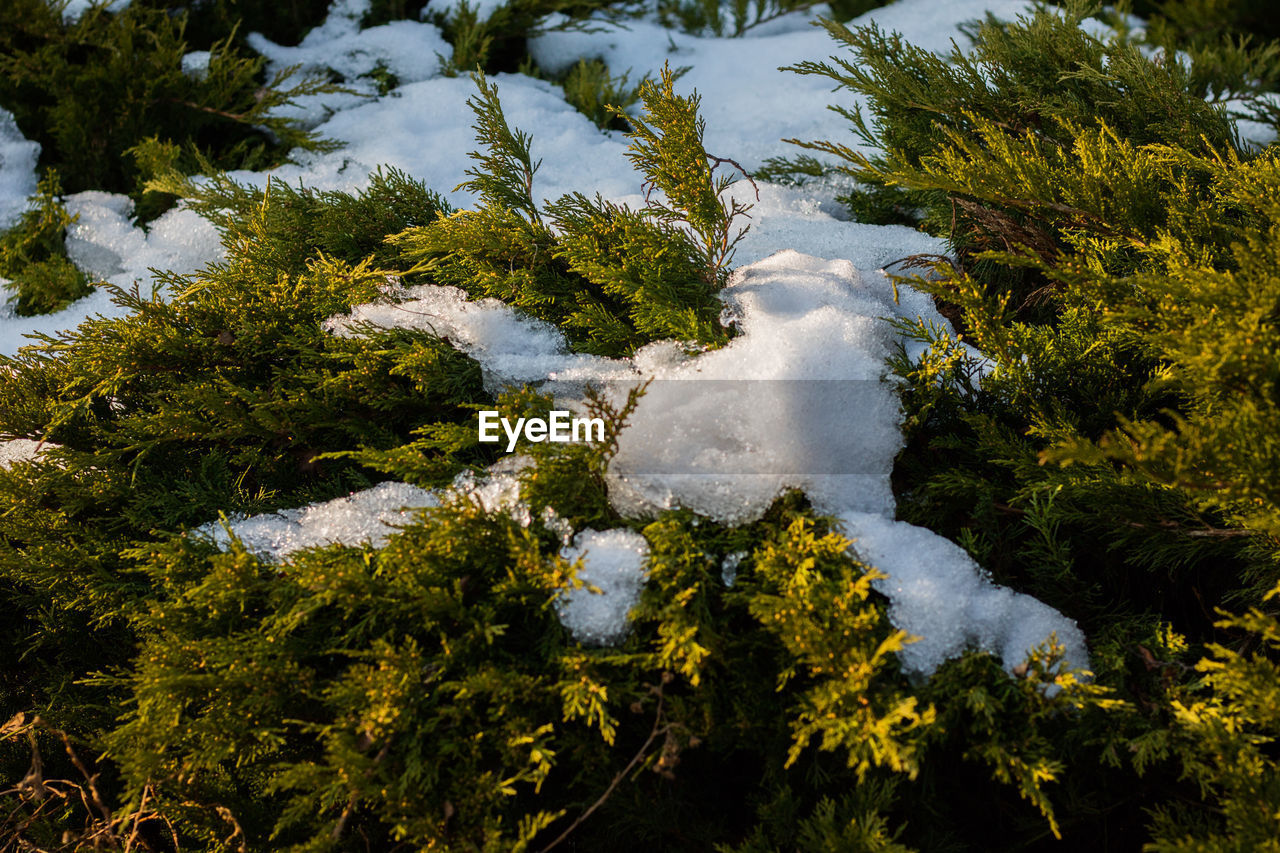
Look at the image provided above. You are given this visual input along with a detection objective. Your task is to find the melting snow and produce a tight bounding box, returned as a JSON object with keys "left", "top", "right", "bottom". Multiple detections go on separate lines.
{"left": 557, "top": 529, "right": 650, "bottom": 645}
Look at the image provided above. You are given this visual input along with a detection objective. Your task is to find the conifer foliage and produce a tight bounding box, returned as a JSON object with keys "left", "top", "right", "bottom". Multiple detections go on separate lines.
{"left": 2, "top": 0, "right": 1280, "bottom": 850}
{"left": 786, "top": 1, "right": 1280, "bottom": 847}
{"left": 0, "top": 0, "right": 338, "bottom": 210}
{"left": 394, "top": 66, "right": 744, "bottom": 356}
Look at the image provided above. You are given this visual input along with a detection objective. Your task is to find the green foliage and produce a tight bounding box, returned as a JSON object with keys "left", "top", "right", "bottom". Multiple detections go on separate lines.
{"left": 116, "top": 498, "right": 929, "bottom": 850}
{"left": 3, "top": 1, "right": 1280, "bottom": 850}
{"left": 0, "top": 172, "right": 93, "bottom": 316}
{"left": 1128, "top": 0, "right": 1280, "bottom": 52}
{"left": 749, "top": 520, "right": 931, "bottom": 779}
{"left": 433, "top": 0, "right": 629, "bottom": 74}
{"left": 130, "top": 0, "right": 335, "bottom": 51}
{"left": 787, "top": 3, "right": 1280, "bottom": 846}
{"left": 394, "top": 69, "right": 741, "bottom": 356}
{"left": 652, "top": 0, "right": 891, "bottom": 37}
{"left": 793, "top": 0, "right": 1277, "bottom": 599}
{"left": 557, "top": 58, "right": 668, "bottom": 132}
{"left": 143, "top": 162, "right": 452, "bottom": 277}
{"left": 0, "top": 174, "right": 485, "bottom": 759}
{"left": 786, "top": 1, "right": 1243, "bottom": 243}
{"left": 0, "top": 0, "right": 339, "bottom": 206}
{"left": 1139, "top": 581, "right": 1280, "bottom": 850}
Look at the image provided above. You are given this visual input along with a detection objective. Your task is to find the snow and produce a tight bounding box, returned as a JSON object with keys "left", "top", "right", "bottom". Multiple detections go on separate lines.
{"left": 0, "top": 193, "right": 222, "bottom": 356}
{"left": 195, "top": 480, "right": 439, "bottom": 558}
{"left": 0, "top": 438, "right": 56, "bottom": 469}
{"left": 721, "top": 550, "right": 746, "bottom": 587}
{"left": 604, "top": 252, "right": 906, "bottom": 523}
{"left": 62, "top": 192, "right": 220, "bottom": 283}
{"left": 193, "top": 456, "right": 534, "bottom": 561}
{"left": 529, "top": 0, "right": 1041, "bottom": 173}
{"left": 557, "top": 528, "right": 650, "bottom": 644}
{"left": 225, "top": 73, "right": 635, "bottom": 211}
{"left": 180, "top": 51, "right": 212, "bottom": 80}
{"left": 60, "top": 0, "right": 130, "bottom": 22}
{"left": 0, "top": 108, "right": 39, "bottom": 231}
{"left": 1223, "top": 93, "right": 1280, "bottom": 149}
{"left": 331, "top": 249, "right": 1085, "bottom": 676}
{"left": 843, "top": 511, "right": 1090, "bottom": 678}
{"left": 323, "top": 282, "right": 631, "bottom": 394}
{"left": 246, "top": 0, "right": 453, "bottom": 126}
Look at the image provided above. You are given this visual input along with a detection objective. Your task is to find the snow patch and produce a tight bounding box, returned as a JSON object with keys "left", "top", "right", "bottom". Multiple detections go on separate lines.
{"left": 0, "top": 108, "right": 39, "bottom": 231}
{"left": 196, "top": 480, "right": 438, "bottom": 558}
{"left": 557, "top": 528, "right": 650, "bottom": 645}
{"left": 62, "top": 192, "right": 223, "bottom": 285}
{"left": 193, "top": 457, "right": 533, "bottom": 561}
{"left": 0, "top": 439, "right": 57, "bottom": 469}
{"left": 324, "top": 283, "right": 629, "bottom": 394}
{"left": 180, "top": 51, "right": 212, "bottom": 79}
{"left": 246, "top": 0, "right": 452, "bottom": 125}
{"left": 0, "top": 194, "right": 223, "bottom": 357}
{"left": 843, "top": 511, "right": 1090, "bottom": 677}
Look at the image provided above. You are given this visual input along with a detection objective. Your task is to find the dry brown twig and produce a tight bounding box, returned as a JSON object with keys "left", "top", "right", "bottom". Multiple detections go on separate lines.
{"left": 0, "top": 713, "right": 174, "bottom": 853}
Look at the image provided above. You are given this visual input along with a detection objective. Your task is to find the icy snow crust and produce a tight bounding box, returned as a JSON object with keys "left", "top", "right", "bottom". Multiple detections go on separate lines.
{"left": 13, "top": 0, "right": 1109, "bottom": 675}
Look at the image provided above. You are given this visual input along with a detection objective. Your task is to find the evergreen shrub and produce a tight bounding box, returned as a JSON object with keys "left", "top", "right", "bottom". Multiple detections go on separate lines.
{"left": 2, "top": 0, "right": 1280, "bottom": 850}
{"left": 785, "top": 1, "right": 1280, "bottom": 846}
{"left": 0, "top": 0, "right": 338, "bottom": 216}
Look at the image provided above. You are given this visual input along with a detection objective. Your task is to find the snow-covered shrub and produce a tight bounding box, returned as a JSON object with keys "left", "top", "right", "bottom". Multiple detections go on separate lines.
{"left": 2, "top": 1, "right": 1280, "bottom": 850}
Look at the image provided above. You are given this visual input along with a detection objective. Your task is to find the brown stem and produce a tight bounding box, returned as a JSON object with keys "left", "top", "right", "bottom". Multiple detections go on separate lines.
{"left": 537, "top": 681, "right": 670, "bottom": 853}
{"left": 165, "top": 98, "right": 253, "bottom": 123}
{"left": 47, "top": 719, "right": 116, "bottom": 834}
{"left": 707, "top": 154, "right": 760, "bottom": 201}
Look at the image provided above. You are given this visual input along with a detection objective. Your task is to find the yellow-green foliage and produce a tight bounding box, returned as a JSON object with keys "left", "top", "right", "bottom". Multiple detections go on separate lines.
{"left": 749, "top": 520, "right": 931, "bottom": 779}
{"left": 0, "top": 172, "right": 93, "bottom": 316}
{"left": 0, "top": 0, "right": 338, "bottom": 204}
{"left": 394, "top": 70, "right": 739, "bottom": 356}
{"left": 4, "top": 2, "right": 1280, "bottom": 850}
{"left": 792, "top": 2, "right": 1280, "bottom": 847}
